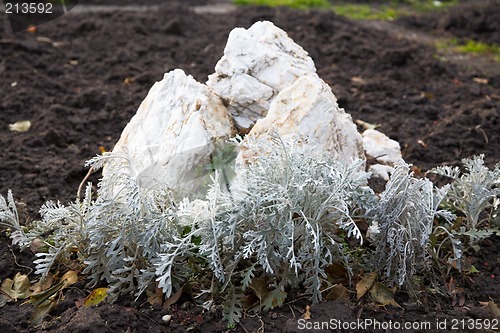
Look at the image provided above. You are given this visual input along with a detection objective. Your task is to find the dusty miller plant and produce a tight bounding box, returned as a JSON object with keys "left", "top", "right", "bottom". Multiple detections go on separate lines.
{"left": 0, "top": 187, "right": 94, "bottom": 281}
{"left": 81, "top": 151, "right": 182, "bottom": 300}
{"left": 368, "top": 160, "right": 460, "bottom": 296}
{"left": 0, "top": 133, "right": 375, "bottom": 326}
{"left": 155, "top": 133, "right": 377, "bottom": 325}
{"left": 2, "top": 128, "right": 499, "bottom": 326}
{"left": 429, "top": 154, "right": 500, "bottom": 247}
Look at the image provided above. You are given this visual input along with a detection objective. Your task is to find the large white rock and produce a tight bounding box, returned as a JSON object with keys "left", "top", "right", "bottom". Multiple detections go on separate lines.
{"left": 207, "top": 21, "right": 316, "bottom": 131}
{"left": 103, "top": 69, "right": 236, "bottom": 199}
{"left": 236, "top": 73, "right": 365, "bottom": 168}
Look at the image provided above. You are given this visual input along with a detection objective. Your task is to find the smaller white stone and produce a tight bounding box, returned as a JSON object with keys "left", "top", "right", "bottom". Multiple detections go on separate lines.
{"left": 162, "top": 314, "right": 172, "bottom": 323}
{"left": 362, "top": 129, "right": 402, "bottom": 180}
{"left": 362, "top": 129, "right": 401, "bottom": 164}
{"left": 366, "top": 221, "right": 381, "bottom": 241}
{"left": 368, "top": 164, "right": 394, "bottom": 181}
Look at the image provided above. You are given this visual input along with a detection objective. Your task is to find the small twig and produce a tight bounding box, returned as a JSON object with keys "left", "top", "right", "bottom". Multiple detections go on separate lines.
{"left": 9, "top": 246, "right": 33, "bottom": 275}
{"left": 475, "top": 125, "right": 489, "bottom": 145}
{"left": 283, "top": 292, "right": 311, "bottom": 306}
{"left": 77, "top": 166, "right": 95, "bottom": 200}
{"left": 257, "top": 314, "right": 265, "bottom": 333}
{"left": 356, "top": 307, "right": 363, "bottom": 319}
{"left": 238, "top": 322, "right": 251, "bottom": 333}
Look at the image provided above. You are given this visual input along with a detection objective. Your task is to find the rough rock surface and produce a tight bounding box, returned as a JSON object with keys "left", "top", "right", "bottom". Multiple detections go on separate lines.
{"left": 103, "top": 69, "right": 235, "bottom": 198}
{"left": 237, "top": 73, "right": 365, "bottom": 166}
{"left": 207, "top": 21, "right": 316, "bottom": 131}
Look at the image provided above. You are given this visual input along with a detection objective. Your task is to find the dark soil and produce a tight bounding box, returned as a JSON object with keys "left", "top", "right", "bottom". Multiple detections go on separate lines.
{"left": 1, "top": 1, "right": 499, "bottom": 332}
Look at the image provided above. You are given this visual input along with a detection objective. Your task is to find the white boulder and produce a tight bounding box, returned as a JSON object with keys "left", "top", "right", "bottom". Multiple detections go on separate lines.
{"left": 207, "top": 21, "right": 316, "bottom": 131}
{"left": 236, "top": 73, "right": 365, "bottom": 167}
{"left": 103, "top": 69, "right": 236, "bottom": 199}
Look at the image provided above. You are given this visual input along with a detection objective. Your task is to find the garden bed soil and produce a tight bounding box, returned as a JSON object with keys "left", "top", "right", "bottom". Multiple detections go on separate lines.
{"left": 1, "top": 1, "right": 499, "bottom": 332}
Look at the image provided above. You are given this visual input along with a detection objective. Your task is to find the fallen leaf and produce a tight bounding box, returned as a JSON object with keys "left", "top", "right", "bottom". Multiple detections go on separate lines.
{"left": 325, "top": 284, "right": 349, "bottom": 302}
{"left": 9, "top": 120, "right": 31, "bottom": 133}
{"left": 473, "top": 77, "right": 488, "bottom": 85}
{"left": 355, "top": 119, "right": 380, "bottom": 130}
{"left": 356, "top": 272, "right": 377, "bottom": 300}
{"left": 30, "top": 298, "right": 57, "bottom": 326}
{"left": 30, "top": 238, "right": 46, "bottom": 255}
{"left": 30, "top": 280, "right": 65, "bottom": 307}
{"left": 147, "top": 287, "right": 164, "bottom": 306}
{"left": 61, "top": 271, "right": 78, "bottom": 289}
{"left": 83, "top": 288, "right": 108, "bottom": 307}
{"left": 369, "top": 282, "right": 402, "bottom": 308}
{"left": 450, "top": 257, "right": 479, "bottom": 273}
{"left": 262, "top": 287, "right": 287, "bottom": 311}
{"left": 480, "top": 301, "right": 500, "bottom": 318}
{"left": 325, "top": 263, "right": 349, "bottom": 284}
{"left": 26, "top": 25, "right": 37, "bottom": 33}
{"left": 30, "top": 273, "right": 54, "bottom": 294}
{"left": 163, "top": 286, "right": 184, "bottom": 308}
{"left": 303, "top": 305, "right": 311, "bottom": 319}
{"left": 1, "top": 273, "right": 32, "bottom": 301}
{"left": 249, "top": 278, "right": 269, "bottom": 302}
{"left": 0, "top": 293, "right": 11, "bottom": 307}
{"left": 351, "top": 76, "right": 367, "bottom": 85}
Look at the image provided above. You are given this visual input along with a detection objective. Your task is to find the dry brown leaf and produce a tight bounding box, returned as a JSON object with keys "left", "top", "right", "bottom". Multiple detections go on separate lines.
{"left": 325, "top": 284, "right": 349, "bottom": 302}
{"left": 9, "top": 120, "right": 31, "bottom": 133}
{"left": 0, "top": 293, "right": 11, "bottom": 307}
{"left": 163, "top": 286, "right": 184, "bottom": 308}
{"left": 30, "top": 298, "right": 57, "bottom": 326}
{"left": 1, "top": 273, "right": 32, "bottom": 301}
{"left": 473, "top": 77, "right": 488, "bottom": 85}
{"left": 31, "top": 273, "right": 53, "bottom": 294}
{"left": 147, "top": 287, "right": 164, "bottom": 306}
{"left": 303, "top": 305, "right": 311, "bottom": 320}
{"left": 356, "top": 272, "right": 377, "bottom": 300}
{"left": 61, "top": 271, "right": 78, "bottom": 289}
{"left": 30, "top": 238, "right": 46, "bottom": 254}
{"left": 325, "top": 263, "right": 349, "bottom": 284}
{"left": 369, "top": 282, "right": 402, "bottom": 308}
{"left": 249, "top": 278, "right": 269, "bottom": 301}
{"left": 480, "top": 301, "right": 500, "bottom": 318}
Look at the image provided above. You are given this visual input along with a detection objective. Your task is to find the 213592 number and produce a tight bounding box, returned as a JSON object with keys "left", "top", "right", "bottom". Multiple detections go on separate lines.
{"left": 5, "top": 2, "right": 53, "bottom": 14}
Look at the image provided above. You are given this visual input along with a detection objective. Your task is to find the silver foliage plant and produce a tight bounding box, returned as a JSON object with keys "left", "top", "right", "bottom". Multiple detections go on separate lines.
{"left": 0, "top": 186, "right": 93, "bottom": 281}
{"left": 429, "top": 154, "right": 500, "bottom": 245}
{"left": 156, "top": 134, "right": 376, "bottom": 324}
{"left": 367, "top": 161, "right": 460, "bottom": 293}
{"left": 1, "top": 132, "right": 499, "bottom": 326}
